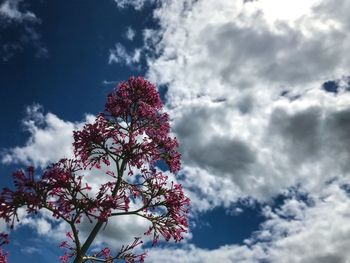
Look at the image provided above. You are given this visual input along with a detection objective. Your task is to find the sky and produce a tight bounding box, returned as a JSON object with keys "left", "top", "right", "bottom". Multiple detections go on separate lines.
{"left": 1, "top": 0, "right": 350, "bottom": 262}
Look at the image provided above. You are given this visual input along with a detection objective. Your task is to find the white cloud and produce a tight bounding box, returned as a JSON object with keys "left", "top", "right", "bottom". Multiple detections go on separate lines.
{"left": 79, "top": 215, "right": 150, "bottom": 250}
{"left": 0, "top": 220, "right": 6, "bottom": 233}
{"left": 1, "top": 104, "right": 94, "bottom": 168}
{"left": 146, "top": 0, "right": 349, "bottom": 105}
{"left": 114, "top": 0, "right": 154, "bottom": 11}
{"left": 20, "top": 246, "right": 40, "bottom": 254}
{"left": 125, "top": 26, "right": 136, "bottom": 41}
{"left": 251, "top": 0, "right": 315, "bottom": 24}
{"left": 179, "top": 166, "right": 244, "bottom": 212}
{"left": 102, "top": 80, "right": 118, "bottom": 85}
{"left": 138, "top": 0, "right": 350, "bottom": 209}
{"left": 127, "top": 1, "right": 350, "bottom": 260}
{"left": 0, "top": 0, "right": 37, "bottom": 22}
{"left": 16, "top": 208, "right": 68, "bottom": 242}
{"left": 0, "top": 0, "right": 47, "bottom": 61}
{"left": 108, "top": 43, "right": 141, "bottom": 67}
{"left": 148, "top": 182, "right": 350, "bottom": 263}
{"left": 254, "top": 182, "right": 350, "bottom": 263}
{"left": 147, "top": 244, "right": 265, "bottom": 263}
{"left": 166, "top": 87, "right": 350, "bottom": 210}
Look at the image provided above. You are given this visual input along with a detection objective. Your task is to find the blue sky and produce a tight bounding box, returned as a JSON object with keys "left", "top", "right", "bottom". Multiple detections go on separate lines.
{"left": 1, "top": 0, "right": 350, "bottom": 262}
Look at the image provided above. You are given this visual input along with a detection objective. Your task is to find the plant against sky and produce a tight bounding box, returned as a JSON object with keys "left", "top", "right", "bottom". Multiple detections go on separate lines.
{"left": 0, "top": 77, "right": 190, "bottom": 263}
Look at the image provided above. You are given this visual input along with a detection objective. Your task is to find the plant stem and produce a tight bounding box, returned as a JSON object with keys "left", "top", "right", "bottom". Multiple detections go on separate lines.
{"left": 73, "top": 220, "right": 104, "bottom": 263}
{"left": 73, "top": 159, "right": 127, "bottom": 263}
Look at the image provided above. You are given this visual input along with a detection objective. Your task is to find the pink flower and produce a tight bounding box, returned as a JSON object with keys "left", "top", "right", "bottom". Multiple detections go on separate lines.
{"left": 0, "top": 249, "right": 8, "bottom": 263}
{"left": 0, "top": 233, "right": 9, "bottom": 263}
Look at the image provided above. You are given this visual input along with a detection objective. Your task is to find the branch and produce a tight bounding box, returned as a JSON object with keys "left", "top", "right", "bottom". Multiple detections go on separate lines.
{"left": 73, "top": 159, "right": 128, "bottom": 263}
{"left": 70, "top": 222, "right": 81, "bottom": 254}
{"left": 82, "top": 256, "right": 108, "bottom": 262}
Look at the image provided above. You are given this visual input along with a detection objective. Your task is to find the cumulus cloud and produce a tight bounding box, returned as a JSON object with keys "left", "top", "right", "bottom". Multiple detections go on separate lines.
{"left": 1, "top": 104, "right": 94, "bottom": 168}
{"left": 146, "top": 0, "right": 350, "bottom": 104}
{"left": 123, "top": 1, "right": 350, "bottom": 260}
{"left": 78, "top": 215, "right": 150, "bottom": 250}
{"left": 165, "top": 87, "right": 350, "bottom": 208}
{"left": 136, "top": 0, "right": 350, "bottom": 208}
{"left": 148, "top": 182, "right": 350, "bottom": 263}
{"left": 16, "top": 208, "right": 68, "bottom": 242}
{"left": 147, "top": 244, "right": 265, "bottom": 263}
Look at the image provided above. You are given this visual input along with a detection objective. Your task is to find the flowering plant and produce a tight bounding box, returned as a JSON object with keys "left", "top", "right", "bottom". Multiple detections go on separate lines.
{"left": 0, "top": 77, "right": 190, "bottom": 262}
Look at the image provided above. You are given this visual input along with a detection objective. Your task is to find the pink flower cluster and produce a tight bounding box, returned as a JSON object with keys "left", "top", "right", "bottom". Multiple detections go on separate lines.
{"left": 0, "top": 77, "right": 189, "bottom": 262}
{"left": 0, "top": 233, "right": 8, "bottom": 263}
{"left": 94, "top": 238, "right": 146, "bottom": 263}
{"left": 0, "top": 167, "right": 41, "bottom": 228}
{"left": 0, "top": 250, "right": 7, "bottom": 263}
{"left": 130, "top": 170, "right": 190, "bottom": 244}
{"left": 74, "top": 77, "right": 181, "bottom": 173}
{"left": 59, "top": 232, "right": 78, "bottom": 263}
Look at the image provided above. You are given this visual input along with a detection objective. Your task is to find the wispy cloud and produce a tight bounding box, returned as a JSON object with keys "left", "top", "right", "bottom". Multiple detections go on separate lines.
{"left": 125, "top": 26, "right": 136, "bottom": 41}
{"left": 0, "top": 0, "right": 47, "bottom": 61}
{"left": 108, "top": 43, "right": 141, "bottom": 67}
{"left": 113, "top": 0, "right": 155, "bottom": 11}
{"left": 0, "top": 0, "right": 37, "bottom": 22}
{"left": 102, "top": 80, "right": 118, "bottom": 85}
{"left": 20, "top": 246, "right": 40, "bottom": 255}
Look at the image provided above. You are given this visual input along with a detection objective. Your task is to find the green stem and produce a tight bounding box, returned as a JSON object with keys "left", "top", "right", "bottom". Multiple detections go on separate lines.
{"left": 73, "top": 159, "right": 127, "bottom": 263}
